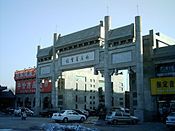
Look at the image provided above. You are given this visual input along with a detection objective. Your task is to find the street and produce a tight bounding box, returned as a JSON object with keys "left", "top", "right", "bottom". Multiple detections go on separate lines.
{"left": 0, "top": 115, "right": 173, "bottom": 131}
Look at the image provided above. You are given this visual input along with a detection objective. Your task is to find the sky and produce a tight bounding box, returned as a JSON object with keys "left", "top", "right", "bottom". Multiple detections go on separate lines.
{"left": 0, "top": 0, "right": 175, "bottom": 90}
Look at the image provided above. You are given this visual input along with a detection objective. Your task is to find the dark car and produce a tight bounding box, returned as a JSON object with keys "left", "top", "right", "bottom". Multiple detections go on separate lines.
{"left": 85, "top": 109, "right": 97, "bottom": 116}
{"left": 73, "top": 109, "right": 89, "bottom": 117}
{"left": 3, "top": 107, "right": 14, "bottom": 114}
{"left": 39, "top": 109, "right": 58, "bottom": 117}
{"left": 14, "top": 107, "right": 34, "bottom": 116}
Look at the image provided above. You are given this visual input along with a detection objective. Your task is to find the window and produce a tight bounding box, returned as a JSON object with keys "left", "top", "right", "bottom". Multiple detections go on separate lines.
{"left": 27, "top": 82, "right": 31, "bottom": 88}
{"left": 76, "top": 83, "right": 78, "bottom": 91}
{"left": 93, "top": 101, "right": 95, "bottom": 104}
{"left": 93, "top": 96, "right": 95, "bottom": 99}
{"left": 17, "top": 82, "right": 21, "bottom": 88}
{"left": 85, "top": 84, "right": 87, "bottom": 92}
{"left": 119, "top": 97, "right": 123, "bottom": 100}
{"left": 133, "top": 100, "right": 137, "bottom": 106}
{"left": 84, "top": 96, "right": 86, "bottom": 102}
{"left": 133, "top": 92, "right": 137, "bottom": 97}
{"left": 29, "top": 72, "right": 32, "bottom": 76}
{"left": 76, "top": 95, "right": 78, "bottom": 102}
{"left": 120, "top": 102, "right": 123, "bottom": 106}
{"left": 90, "top": 96, "right": 92, "bottom": 99}
{"left": 32, "top": 81, "right": 36, "bottom": 88}
{"left": 22, "top": 82, "right": 26, "bottom": 88}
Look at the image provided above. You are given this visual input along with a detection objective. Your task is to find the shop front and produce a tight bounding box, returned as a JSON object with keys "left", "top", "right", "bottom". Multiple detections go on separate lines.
{"left": 151, "top": 62, "right": 175, "bottom": 122}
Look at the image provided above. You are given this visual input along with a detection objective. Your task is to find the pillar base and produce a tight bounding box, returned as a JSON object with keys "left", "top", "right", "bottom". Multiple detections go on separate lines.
{"left": 134, "top": 109, "right": 144, "bottom": 122}
{"left": 34, "top": 106, "right": 40, "bottom": 116}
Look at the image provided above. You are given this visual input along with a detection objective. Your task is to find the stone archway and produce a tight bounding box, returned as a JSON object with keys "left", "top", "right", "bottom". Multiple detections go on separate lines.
{"left": 35, "top": 15, "right": 144, "bottom": 121}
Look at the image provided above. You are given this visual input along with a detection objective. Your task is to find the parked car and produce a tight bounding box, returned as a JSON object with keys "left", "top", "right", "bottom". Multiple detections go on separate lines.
{"left": 79, "top": 109, "right": 89, "bottom": 117}
{"left": 3, "top": 107, "right": 14, "bottom": 114}
{"left": 14, "top": 107, "right": 34, "bottom": 116}
{"left": 51, "top": 110, "right": 86, "bottom": 123}
{"left": 39, "top": 109, "right": 58, "bottom": 117}
{"left": 166, "top": 112, "right": 175, "bottom": 127}
{"left": 73, "top": 109, "right": 89, "bottom": 117}
{"left": 85, "top": 109, "right": 97, "bottom": 116}
{"left": 105, "top": 110, "right": 139, "bottom": 125}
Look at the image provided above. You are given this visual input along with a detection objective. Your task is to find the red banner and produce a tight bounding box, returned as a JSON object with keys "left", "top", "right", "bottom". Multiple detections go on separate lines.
{"left": 15, "top": 79, "right": 52, "bottom": 94}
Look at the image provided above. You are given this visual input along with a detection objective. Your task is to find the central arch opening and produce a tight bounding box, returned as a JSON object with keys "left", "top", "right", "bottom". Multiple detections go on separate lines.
{"left": 57, "top": 67, "right": 130, "bottom": 115}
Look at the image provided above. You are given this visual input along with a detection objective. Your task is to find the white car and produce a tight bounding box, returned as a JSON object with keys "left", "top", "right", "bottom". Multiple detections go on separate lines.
{"left": 166, "top": 112, "right": 175, "bottom": 127}
{"left": 51, "top": 110, "right": 86, "bottom": 123}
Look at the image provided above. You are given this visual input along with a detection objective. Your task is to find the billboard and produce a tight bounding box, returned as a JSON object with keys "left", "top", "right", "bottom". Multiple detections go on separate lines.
{"left": 155, "top": 63, "right": 175, "bottom": 77}
{"left": 16, "top": 79, "right": 52, "bottom": 94}
{"left": 151, "top": 77, "right": 175, "bottom": 95}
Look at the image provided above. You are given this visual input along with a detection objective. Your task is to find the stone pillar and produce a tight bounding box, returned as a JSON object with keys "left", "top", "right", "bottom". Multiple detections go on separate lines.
{"left": 51, "top": 33, "right": 58, "bottom": 108}
{"left": 134, "top": 16, "right": 144, "bottom": 122}
{"left": 104, "top": 16, "right": 112, "bottom": 112}
{"left": 143, "top": 30, "right": 157, "bottom": 121}
{"left": 129, "top": 70, "right": 134, "bottom": 115}
{"left": 35, "top": 45, "right": 41, "bottom": 115}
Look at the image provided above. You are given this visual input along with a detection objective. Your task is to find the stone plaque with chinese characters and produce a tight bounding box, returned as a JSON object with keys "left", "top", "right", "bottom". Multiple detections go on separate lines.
{"left": 61, "top": 51, "right": 95, "bottom": 66}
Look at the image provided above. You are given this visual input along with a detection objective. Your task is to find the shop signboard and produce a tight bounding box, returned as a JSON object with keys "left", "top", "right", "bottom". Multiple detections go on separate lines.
{"left": 156, "top": 63, "right": 175, "bottom": 77}
{"left": 151, "top": 77, "right": 175, "bottom": 95}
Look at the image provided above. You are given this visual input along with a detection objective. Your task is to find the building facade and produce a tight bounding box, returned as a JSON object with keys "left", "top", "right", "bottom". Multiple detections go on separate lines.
{"left": 143, "top": 31, "right": 175, "bottom": 121}
{"left": 14, "top": 68, "right": 52, "bottom": 110}
{"left": 14, "top": 68, "right": 125, "bottom": 112}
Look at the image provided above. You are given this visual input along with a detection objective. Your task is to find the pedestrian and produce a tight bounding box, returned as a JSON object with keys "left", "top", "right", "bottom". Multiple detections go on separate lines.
{"left": 21, "top": 107, "right": 27, "bottom": 120}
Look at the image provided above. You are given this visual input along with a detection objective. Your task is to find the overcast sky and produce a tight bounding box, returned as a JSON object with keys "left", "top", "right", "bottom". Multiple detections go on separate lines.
{"left": 0, "top": 0, "right": 175, "bottom": 90}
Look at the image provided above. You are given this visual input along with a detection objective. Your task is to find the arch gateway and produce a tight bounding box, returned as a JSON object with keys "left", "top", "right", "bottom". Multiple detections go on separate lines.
{"left": 35, "top": 16, "right": 175, "bottom": 121}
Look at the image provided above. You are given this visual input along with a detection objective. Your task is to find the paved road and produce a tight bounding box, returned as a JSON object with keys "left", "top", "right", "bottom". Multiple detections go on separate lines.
{"left": 0, "top": 115, "right": 173, "bottom": 131}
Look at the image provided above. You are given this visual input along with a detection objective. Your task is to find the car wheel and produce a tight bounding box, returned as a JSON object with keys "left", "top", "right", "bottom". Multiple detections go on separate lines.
{"left": 63, "top": 117, "right": 68, "bottom": 123}
{"left": 112, "top": 119, "right": 118, "bottom": 125}
{"left": 80, "top": 117, "right": 85, "bottom": 122}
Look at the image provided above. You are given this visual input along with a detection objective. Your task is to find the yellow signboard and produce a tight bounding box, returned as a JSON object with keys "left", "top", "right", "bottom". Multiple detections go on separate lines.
{"left": 151, "top": 77, "right": 175, "bottom": 95}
